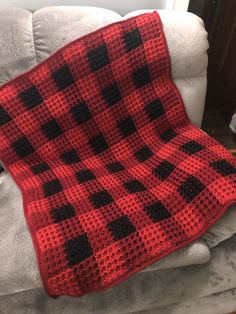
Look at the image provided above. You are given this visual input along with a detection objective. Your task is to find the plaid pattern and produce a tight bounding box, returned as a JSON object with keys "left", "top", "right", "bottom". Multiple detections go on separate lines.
{"left": 0, "top": 12, "right": 236, "bottom": 297}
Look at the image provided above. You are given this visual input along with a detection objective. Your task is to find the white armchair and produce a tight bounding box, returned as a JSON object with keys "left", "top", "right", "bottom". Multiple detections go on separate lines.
{"left": 2, "top": 6, "right": 236, "bottom": 314}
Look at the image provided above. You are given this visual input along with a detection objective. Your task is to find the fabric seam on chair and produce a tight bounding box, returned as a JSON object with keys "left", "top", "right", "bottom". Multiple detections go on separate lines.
{"left": 30, "top": 13, "right": 38, "bottom": 64}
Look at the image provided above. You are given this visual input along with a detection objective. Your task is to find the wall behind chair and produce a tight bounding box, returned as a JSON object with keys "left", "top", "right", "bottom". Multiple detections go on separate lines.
{"left": 0, "top": 0, "right": 189, "bottom": 14}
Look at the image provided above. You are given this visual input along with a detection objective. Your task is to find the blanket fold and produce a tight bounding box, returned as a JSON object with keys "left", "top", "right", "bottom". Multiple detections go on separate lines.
{"left": 0, "top": 12, "right": 235, "bottom": 297}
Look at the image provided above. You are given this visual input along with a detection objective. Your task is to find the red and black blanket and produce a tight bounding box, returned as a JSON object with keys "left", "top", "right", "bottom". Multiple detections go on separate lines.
{"left": 0, "top": 12, "right": 236, "bottom": 297}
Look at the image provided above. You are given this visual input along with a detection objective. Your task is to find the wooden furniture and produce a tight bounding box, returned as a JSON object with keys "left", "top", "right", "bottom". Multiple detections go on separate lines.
{"left": 189, "top": 0, "right": 236, "bottom": 124}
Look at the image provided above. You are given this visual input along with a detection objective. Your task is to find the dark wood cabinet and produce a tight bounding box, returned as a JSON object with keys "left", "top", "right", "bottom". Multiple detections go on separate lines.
{"left": 188, "top": 0, "right": 236, "bottom": 123}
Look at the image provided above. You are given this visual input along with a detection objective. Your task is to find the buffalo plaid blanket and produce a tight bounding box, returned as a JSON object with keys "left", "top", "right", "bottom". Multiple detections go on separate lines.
{"left": 0, "top": 12, "right": 236, "bottom": 297}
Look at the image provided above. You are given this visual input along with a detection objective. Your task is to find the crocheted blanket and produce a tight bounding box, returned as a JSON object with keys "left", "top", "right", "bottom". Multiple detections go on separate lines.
{"left": 0, "top": 12, "right": 236, "bottom": 298}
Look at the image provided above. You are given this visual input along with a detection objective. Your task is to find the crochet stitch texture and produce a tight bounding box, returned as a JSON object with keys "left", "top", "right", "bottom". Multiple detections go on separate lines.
{"left": 0, "top": 12, "right": 236, "bottom": 297}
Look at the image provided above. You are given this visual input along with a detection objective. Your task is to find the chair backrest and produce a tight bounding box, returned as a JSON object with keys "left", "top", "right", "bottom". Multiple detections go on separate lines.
{"left": 0, "top": 6, "right": 208, "bottom": 127}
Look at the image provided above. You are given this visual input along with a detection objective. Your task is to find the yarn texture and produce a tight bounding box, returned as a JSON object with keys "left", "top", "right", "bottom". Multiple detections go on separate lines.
{"left": 0, "top": 12, "right": 236, "bottom": 297}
